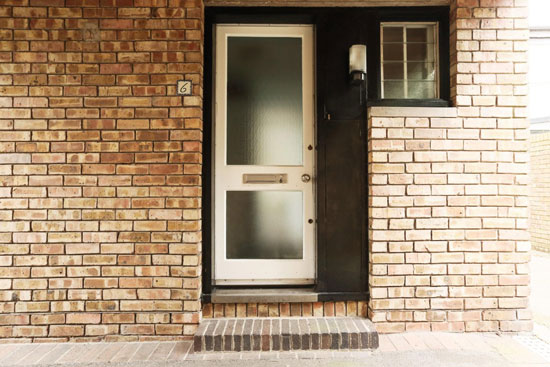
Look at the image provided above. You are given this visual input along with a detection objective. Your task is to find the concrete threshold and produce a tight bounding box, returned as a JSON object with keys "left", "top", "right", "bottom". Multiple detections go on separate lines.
{"left": 210, "top": 288, "right": 318, "bottom": 303}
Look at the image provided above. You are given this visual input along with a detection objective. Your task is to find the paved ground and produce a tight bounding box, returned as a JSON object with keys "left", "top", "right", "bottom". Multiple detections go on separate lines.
{"left": 0, "top": 332, "right": 547, "bottom": 367}
{"left": 1, "top": 250, "right": 549, "bottom": 367}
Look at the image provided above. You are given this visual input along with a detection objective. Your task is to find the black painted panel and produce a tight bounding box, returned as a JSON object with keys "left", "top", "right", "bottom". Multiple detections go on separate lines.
{"left": 321, "top": 120, "right": 365, "bottom": 292}
{"left": 316, "top": 12, "right": 369, "bottom": 120}
{"left": 316, "top": 14, "right": 368, "bottom": 293}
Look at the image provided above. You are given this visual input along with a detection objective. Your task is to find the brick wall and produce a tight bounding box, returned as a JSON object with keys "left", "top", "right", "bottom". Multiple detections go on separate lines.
{"left": 368, "top": 0, "right": 531, "bottom": 332}
{"left": 368, "top": 107, "right": 530, "bottom": 333}
{"left": 530, "top": 132, "right": 550, "bottom": 252}
{"left": 0, "top": 0, "right": 532, "bottom": 340}
{"left": 0, "top": 0, "right": 203, "bottom": 341}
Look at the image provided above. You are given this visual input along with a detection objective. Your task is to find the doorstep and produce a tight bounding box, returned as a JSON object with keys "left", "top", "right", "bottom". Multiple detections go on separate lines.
{"left": 193, "top": 317, "right": 379, "bottom": 352}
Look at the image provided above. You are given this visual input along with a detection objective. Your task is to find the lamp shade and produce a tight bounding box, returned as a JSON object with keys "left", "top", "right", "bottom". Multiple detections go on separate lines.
{"left": 349, "top": 44, "right": 367, "bottom": 74}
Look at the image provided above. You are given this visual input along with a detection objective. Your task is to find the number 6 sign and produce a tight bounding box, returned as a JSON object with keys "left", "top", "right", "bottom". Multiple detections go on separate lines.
{"left": 177, "top": 80, "right": 192, "bottom": 96}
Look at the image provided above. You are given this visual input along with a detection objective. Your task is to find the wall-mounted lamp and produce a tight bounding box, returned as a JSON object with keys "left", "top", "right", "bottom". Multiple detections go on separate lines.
{"left": 349, "top": 44, "right": 367, "bottom": 84}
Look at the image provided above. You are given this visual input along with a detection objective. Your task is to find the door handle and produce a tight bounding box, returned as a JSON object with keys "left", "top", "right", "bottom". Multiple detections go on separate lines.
{"left": 301, "top": 174, "right": 311, "bottom": 183}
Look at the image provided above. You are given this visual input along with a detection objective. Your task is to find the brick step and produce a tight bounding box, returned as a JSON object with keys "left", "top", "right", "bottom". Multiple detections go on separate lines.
{"left": 193, "top": 317, "right": 378, "bottom": 352}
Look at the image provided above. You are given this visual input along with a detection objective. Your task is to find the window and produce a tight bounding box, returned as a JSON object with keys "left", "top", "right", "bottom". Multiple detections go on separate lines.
{"left": 381, "top": 22, "right": 439, "bottom": 99}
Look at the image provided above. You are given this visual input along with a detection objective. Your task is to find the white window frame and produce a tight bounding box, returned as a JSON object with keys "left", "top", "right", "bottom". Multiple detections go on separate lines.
{"left": 380, "top": 22, "right": 440, "bottom": 99}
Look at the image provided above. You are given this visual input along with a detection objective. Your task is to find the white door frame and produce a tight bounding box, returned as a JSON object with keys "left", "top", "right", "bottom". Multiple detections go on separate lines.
{"left": 213, "top": 24, "right": 316, "bottom": 285}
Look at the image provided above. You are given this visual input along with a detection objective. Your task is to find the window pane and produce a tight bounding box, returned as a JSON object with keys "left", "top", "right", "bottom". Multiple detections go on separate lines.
{"left": 383, "top": 81, "right": 406, "bottom": 99}
{"left": 226, "top": 37, "right": 303, "bottom": 166}
{"left": 383, "top": 62, "right": 405, "bottom": 80}
{"left": 383, "top": 43, "right": 404, "bottom": 61}
{"left": 407, "top": 62, "right": 436, "bottom": 80}
{"left": 226, "top": 191, "right": 303, "bottom": 259}
{"left": 408, "top": 81, "right": 436, "bottom": 99}
{"left": 407, "top": 27, "right": 428, "bottom": 43}
{"left": 383, "top": 27, "right": 403, "bottom": 42}
{"left": 407, "top": 43, "right": 425, "bottom": 61}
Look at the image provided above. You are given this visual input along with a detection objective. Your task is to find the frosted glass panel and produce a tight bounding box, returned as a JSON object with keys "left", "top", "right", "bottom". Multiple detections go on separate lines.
{"left": 408, "top": 81, "right": 435, "bottom": 99}
{"left": 226, "top": 191, "right": 303, "bottom": 259}
{"left": 407, "top": 62, "right": 436, "bottom": 80}
{"left": 226, "top": 37, "right": 303, "bottom": 166}
{"left": 383, "top": 81, "right": 405, "bottom": 99}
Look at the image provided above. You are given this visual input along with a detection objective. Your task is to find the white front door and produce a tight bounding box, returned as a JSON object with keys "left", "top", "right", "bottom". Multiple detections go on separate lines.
{"left": 213, "top": 24, "right": 315, "bottom": 285}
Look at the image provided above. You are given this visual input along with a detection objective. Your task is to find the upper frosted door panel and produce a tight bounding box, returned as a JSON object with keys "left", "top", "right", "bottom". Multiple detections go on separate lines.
{"left": 226, "top": 36, "right": 303, "bottom": 166}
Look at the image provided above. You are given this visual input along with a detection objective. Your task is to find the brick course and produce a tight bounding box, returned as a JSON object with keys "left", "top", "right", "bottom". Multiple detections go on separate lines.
{"left": 0, "top": 0, "right": 203, "bottom": 341}
{"left": 202, "top": 301, "right": 369, "bottom": 318}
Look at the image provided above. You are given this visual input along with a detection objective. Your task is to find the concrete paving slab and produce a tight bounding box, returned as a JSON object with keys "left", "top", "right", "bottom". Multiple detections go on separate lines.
{"left": 13, "top": 344, "right": 54, "bottom": 365}
{"left": 34, "top": 344, "right": 73, "bottom": 365}
{"left": 0, "top": 346, "right": 18, "bottom": 361}
{"left": 92, "top": 343, "right": 125, "bottom": 363}
{"left": 73, "top": 343, "right": 106, "bottom": 364}
{"left": 129, "top": 342, "right": 158, "bottom": 362}
{"left": 1, "top": 344, "right": 39, "bottom": 365}
{"left": 165, "top": 341, "right": 192, "bottom": 360}
{"left": 109, "top": 342, "right": 140, "bottom": 363}
{"left": 60, "top": 344, "right": 84, "bottom": 364}
{"left": 147, "top": 341, "right": 176, "bottom": 361}
{"left": 387, "top": 334, "right": 413, "bottom": 351}
{"left": 422, "top": 333, "right": 446, "bottom": 350}
{"left": 402, "top": 332, "right": 428, "bottom": 350}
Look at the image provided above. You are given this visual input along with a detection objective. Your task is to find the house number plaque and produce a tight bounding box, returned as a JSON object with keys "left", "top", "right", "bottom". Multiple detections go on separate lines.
{"left": 177, "top": 80, "right": 192, "bottom": 96}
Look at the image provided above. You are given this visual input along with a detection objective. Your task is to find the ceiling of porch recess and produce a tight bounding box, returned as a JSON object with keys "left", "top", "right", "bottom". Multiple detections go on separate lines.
{"left": 205, "top": 0, "right": 450, "bottom": 6}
